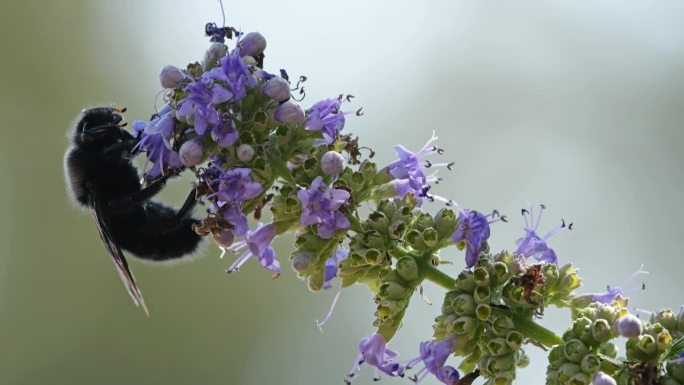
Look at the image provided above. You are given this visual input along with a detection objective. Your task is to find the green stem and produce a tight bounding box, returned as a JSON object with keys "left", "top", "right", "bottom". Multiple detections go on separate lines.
{"left": 418, "top": 258, "right": 457, "bottom": 290}
{"left": 420, "top": 261, "right": 564, "bottom": 348}
{"left": 509, "top": 313, "right": 563, "bottom": 347}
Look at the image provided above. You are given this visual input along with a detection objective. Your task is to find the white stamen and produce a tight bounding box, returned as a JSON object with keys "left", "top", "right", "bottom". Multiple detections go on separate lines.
{"left": 316, "top": 289, "right": 342, "bottom": 332}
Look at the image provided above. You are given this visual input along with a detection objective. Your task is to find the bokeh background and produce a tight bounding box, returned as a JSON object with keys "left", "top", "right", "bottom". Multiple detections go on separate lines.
{"left": 1, "top": 1, "right": 682, "bottom": 384}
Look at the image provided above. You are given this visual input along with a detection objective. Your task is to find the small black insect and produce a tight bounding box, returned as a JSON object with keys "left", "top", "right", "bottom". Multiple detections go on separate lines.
{"left": 64, "top": 107, "right": 202, "bottom": 314}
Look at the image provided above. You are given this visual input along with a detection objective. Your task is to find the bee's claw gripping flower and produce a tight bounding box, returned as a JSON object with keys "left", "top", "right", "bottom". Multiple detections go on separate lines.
{"left": 405, "top": 338, "right": 460, "bottom": 385}
{"left": 386, "top": 131, "right": 453, "bottom": 204}
{"left": 346, "top": 333, "right": 406, "bottom": 383}
{"left": 297, "top": 177, "right": 351, "bottom": 239}
{"left": 306, "top": 97, "right": 349, "bottom": 145}
{"left": 515, "top": 204, "right": 571, "bottom": 264}
{"left": 451, "top": 209, "right": 504, "bottom": 268}
{"left": 224, "top": 223, "right": 280, "bottom": 275}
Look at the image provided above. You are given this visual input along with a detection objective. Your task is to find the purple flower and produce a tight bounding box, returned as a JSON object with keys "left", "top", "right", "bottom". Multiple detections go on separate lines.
{"left": 386, "top": 132, "right": 454, "bottom": 204}
{"left": 306, "top": 98, "right": 348, "bottom": 144}
{"left": 515, "top": 204, "right": 570, "bottom": 264}
{"left": 589, "top": 265, "right": 648, "bottom": 304}
{"left": 297, "top": 177, "right": 350, "bottom": 239}
{"left": 225, "top": 223, "right": 280, "bottom": 276}
{"left": 592, "top": 372, "right": 617, "bottom": 385}
{"left": 210, "top": 117, "right": 238, "bottom": 148}
{"left": 324, "top": 248, "right": 349, "bottom": 290}
{"left": 201, "top": 165, "right": 263, "bottom": 236}
{"left": 204, "top": 48, "right": 257, "bottom": 103}
{"left": 346, "top": 333, "right": 406, "bottom": 383}
{"left": 132, "top": 108, "right": 183, "bottom": 178}
{"left": 405, "top": 339, "right": 460, "bottom": 385}
{"left": 177, "top": 79, "right": 232, "bottom": 135}
{"left": 451, "top": 210, "right": 504, "bottom": 268}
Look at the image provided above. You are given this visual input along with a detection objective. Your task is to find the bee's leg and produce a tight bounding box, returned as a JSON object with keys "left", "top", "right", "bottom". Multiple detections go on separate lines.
{"left": 134, "top": 177, "right": 169, "bottom": 202}
{"left": 101, "top": 140, "right": 138, "bottom": 162}
{"left": 174, "top": 187, "right": 198, "bottom": 219}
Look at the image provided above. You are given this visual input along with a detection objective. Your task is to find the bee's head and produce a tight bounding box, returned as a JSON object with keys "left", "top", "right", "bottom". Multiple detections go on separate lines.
{"left": 74, "top": 107, "right": 128, "bottom": 148}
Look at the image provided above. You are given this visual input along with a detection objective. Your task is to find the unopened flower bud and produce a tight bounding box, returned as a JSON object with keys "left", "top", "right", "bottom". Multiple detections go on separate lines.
{"left": 473, "top": 267, "right": 490, "bottom": 287}
{"left": 159, "top": 65, "right": 185, "bottom": 89}
{"left": 396, "top": 256, "right": 418, "bottom": 281}
{"left": 637, "top": 334, "right": 657, "bottom": 355}
{"left": 591, "top": 319, "right": 612, "bottom": 343}
{"left": 321, "top": 151, "right": 345, "bottom": 176}
{"left": 548, "top": 345, "right": 566, "bottom": 368}
{"left": 557, "top": 363, "right": 581, "bottom": 383}
{"left": 600, "top": 342, "right": 618, "bottom": 358}
{"left": 179, "top": 137, "right": 205, "bottom": 167}
{"left": 487, "top": 338, "right": 510, "bottom": 357}
{"left": 592, "top": 372, "right": 617, "bottom": 385}
{"left": 616, "top": 314, "right": 642, "bottom": 338}
{"left": 237, "top": 144, "right": 255, "bottom": 162}
{"left": 203, "top": 42, "right": 228, "bottom": 68}
{"left": 474, "top": 286, "right": 491, "bottom": 304}
{"left": 457, "top": 271, "right": 476, "bottom": 292}
{"left": 506, "top": 331, "right": 523, "bottom": 350}
{"left": 273, "top": 99, "right": 305, "bottom": 124}
{"left": 453, "top": 293, "right": 475, "bottom": 316}
{"left": 564, "top": 339, "right": 589, "bottom": 363}
{"left": 475, "top": 304, "right": 491, "bottom": 321}
{"left": 238, "top": 32, "right": 267, "bottom": 57}
{"left": 454, "top": 316, "right": 477, "bottom": 335}
{"left": 262, "top": 77, "right": 291, "bottom": 102}
{"left": 580, "top": 354, "right": 600, "bottom": 374}
{"left": 421, "top": 228, "right": 438, "bottom": 248}
{"left": 655, "top": 309, "right": 678, "bottom": 331}
{"left": 212, "top": 229, "right": 234, "bottom": 249}
{"left": 292, "top": 251, "right": 315, "bottom": 272}
{"left": 657, "top": 330, "right": 673, "bottom": 351}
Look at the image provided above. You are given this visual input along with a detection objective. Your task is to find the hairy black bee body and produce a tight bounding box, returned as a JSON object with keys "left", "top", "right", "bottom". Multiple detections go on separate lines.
{"left": 64, "top": 107, "right": 201, "bottom": 312}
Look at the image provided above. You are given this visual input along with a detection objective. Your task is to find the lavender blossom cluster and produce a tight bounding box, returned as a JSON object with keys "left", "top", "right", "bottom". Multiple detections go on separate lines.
{"left": 130, "top": 22, "right": 684, "bottom": 385}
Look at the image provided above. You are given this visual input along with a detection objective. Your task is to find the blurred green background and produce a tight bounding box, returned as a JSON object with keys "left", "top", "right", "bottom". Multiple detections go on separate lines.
{"left": 1, "top": 1, "right": 683, "bottom": 384}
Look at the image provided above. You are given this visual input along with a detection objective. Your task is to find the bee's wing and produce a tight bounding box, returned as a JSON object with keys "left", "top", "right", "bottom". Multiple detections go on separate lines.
{"left": 89, "top": 197, "right": 149, "bottom": 316}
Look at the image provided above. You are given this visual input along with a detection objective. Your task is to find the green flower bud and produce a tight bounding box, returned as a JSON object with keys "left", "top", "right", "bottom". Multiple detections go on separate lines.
{"left": 453, "top": 293, "right": 476, "bottom": 316}
{"left": 474, "top": 267, "right": 490, "bottom": 287}
{"left": 580, "top": 354, "right": 600, "bottom": 375}
{"left": 435, "top": 208, "right": 457, "bottom": 239}
{"left": 405, "top": 229, "right": 423, "bottom": 250}
{"left": 596, "top": 305, "right": 619, "bottom": 325}
{"left": 657, "top": 330, "right": 672, "bottom": 351}
{"left": 557, "top": 362, "right": 582, "bottom": 383}
{"left": 364, "top": 248, "right": 383, "bottom": 265}
{"left": 379, "top": 281, "right": 410, "bottom": 300}
{"left": 564, "top": 339, "right": 589, "bottom": 363}
{"left": 493, "top": 262, "right": 509, "bottom": 286}
{"left": 487, "top": 354, "right": 515, "bottom": 373}
{"left": 457, "top": 271, "right": 476, "bottom": 292}
{"left": 572, "top": 317, "right": 592, "bottom": 339}
{"left": 599, "top": 342, "right": 618, "bottom": 359}
{"left": 476, "top": 304, "right": 491, "bottom": 321}
{"left": 492, "top": 316, "right": 515, "bottom": 337}
{"left": 396, "top": 256, "right": 419, "bottom": 281}
{"left": 548, "top": 345, "right": 567, "bottom": 368}
{"left": 591, "top": 319, "right": 613, "bottom": 343}
{"left": 487, "top": 338, "right": 510, "bottom": 357}
{"left": 559, "top": 270, "right": 582, "bottom": 292}
{"left": 655, "top": 308, "right": 678, "bottom": 332}
{"left": 637, "top": 334, "right": 657, "bottom": 355}
{"left": 506, "top": 331, "right": 524, "bottom": 350}
{"left": 474, "top": 286, "right": 491, "bottom": 305}
{"left": 421, "top": 228, "right": 439, "bottom": 248}
{"left": 567, "top": 372, "right": 591, "bottom": 385}
{"left": 493, "top": 372, "right": 514, "bottom": 385}
{"left": 454, "top": 316, "right": 478, "bottom": 335}
{"left": 570, "top": 295, "right": 594, "bottom": 309}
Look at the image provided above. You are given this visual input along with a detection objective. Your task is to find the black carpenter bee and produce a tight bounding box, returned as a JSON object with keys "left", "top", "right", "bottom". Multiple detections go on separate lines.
{"left": 64, "top": 107, "right": 202, "bottom": 314}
